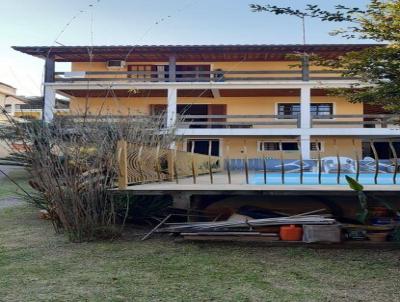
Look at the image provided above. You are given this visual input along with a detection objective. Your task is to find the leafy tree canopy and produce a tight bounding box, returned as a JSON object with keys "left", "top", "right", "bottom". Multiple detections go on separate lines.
{"left": 250, "top": 0, "right": 400, "bottom": 112}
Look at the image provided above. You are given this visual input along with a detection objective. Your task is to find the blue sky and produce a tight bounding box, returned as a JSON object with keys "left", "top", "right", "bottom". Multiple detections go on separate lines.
{"left": 0, "top": 0, "right": 371, "bottom": 95}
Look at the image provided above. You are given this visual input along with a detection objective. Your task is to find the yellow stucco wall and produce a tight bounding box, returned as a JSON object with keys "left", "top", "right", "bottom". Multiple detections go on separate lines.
{"left": 69, "top": 61, "right": 362, "bottom": 158}
{"left": 71, "top": 60, "right": 339, "bottom": 79}
{"left": 183, "top": 137, "right": 362, "bottom": 160}
{"left": 70, "top": 95, "right": 363, "bottom": 120}
{"left": 72, "top": 60, "right": 334, "bottom": 72}
{"left": 14, "top": 111, "right": 42, "bottom": 120}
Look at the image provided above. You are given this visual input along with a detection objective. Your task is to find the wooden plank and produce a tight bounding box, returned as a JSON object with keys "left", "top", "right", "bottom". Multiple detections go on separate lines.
{"left": 182, "top": 235, "right": 280, "bottom": 242}
{"left": 180, "top": 232, "right": 278, "bottom": 236}
{"left": 117, "top": 140, "right": 128, "bottom": 189}
{"left": 208, "top": 140, "right": 213, "bottom": 184}
{"left": 141, "top": 214, "right": 172, "bottom": 241}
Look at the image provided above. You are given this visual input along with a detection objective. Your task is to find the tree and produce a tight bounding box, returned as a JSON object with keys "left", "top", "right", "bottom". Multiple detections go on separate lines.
{"left": 250, "top": 1, "right": 400, "bottom": 112}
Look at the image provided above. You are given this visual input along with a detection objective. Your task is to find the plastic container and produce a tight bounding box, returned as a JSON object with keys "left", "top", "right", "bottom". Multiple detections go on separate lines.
{"left": 302, "top": 224, "right": 341, "bottom": 243}
{"left": 280, "top": 225, "right": 302, "bottom": 241}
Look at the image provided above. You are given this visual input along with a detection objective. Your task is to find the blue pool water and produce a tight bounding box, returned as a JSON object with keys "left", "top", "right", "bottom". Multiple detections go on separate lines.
{"left": 250, "top": 173, "right": 400, "bottom": 185}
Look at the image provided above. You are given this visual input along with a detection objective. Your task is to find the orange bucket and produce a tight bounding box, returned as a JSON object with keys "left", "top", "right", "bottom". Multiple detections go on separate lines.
{"left": 280, "top": 225, "right": 303, "bottom": 241}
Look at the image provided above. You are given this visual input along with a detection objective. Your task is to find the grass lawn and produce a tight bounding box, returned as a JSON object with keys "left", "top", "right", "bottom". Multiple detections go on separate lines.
{"left": 0, "top": 167, "right": 32, "bottom": 199}
{"left": 0, "top": 205, "right": 399, "bottom": 302}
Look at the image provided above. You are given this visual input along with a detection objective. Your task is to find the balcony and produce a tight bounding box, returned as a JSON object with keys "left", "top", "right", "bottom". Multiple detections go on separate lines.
{"left": 177, "top": 114, "right": 399, "bottom": 129}
{"left": 59, "top": 114, "right": 399, "bottom": 130}
{"left": 54, "top": 69, "right": 354, "bottom": 83}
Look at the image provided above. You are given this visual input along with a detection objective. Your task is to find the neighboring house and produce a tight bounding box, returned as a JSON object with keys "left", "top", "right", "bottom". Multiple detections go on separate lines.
{"left": 0, "top": 82, "right": 26, "bottom": 120}
{"left": 12, "top": 44, "right": 400, "bottom": 160}
{"left": 0, "top": 82, "right": 26, "bottom": 157}
{"left": 14, "top": 96, "right": 69, "bottom": 120}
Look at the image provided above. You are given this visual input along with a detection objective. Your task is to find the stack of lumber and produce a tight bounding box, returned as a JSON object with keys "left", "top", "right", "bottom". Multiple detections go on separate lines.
{"left": 158, "top": 212, "right": 336, "bottom": 242}
{"left": 160, "top": 215, "right": 335, "bottom": 233}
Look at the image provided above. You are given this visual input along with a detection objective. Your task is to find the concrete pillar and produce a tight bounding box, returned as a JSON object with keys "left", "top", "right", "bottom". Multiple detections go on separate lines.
{"left": 172, "top": 192, "right": 191, "bottom": 209}
{"left": 301, "top": 55, "right": 310, "bottom": 81}
{"left": 300, "top": 86, "right": 311, "bottom": 129}
{"left": 43, "top": 57, "right": 55, "bottom": 122}
{"left": 167, "top": 88, "right": 177, "bottom": 127}
{"left": 169, "top": 55, "right": 176, "bottom": 82}
{"left": 43, "top": 85, "right": 56, "bottom": 122}
{"left": 300, "top": 135, "right": 311, "bottom": 160}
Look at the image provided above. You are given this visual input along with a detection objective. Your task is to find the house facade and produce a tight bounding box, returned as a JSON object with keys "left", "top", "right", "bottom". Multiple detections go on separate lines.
{"left": 0, "top": 82, "right": 26, "bottom": 120}
{"left": 13, "top": 45, "right": 400, "bottom": 161}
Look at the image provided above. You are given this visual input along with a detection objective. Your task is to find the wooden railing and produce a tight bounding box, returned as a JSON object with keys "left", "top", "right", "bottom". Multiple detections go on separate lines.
{"left": 177, "top": 114, "right": 300, "bottom": 128}
{"left": 312, "top": 114, "right": 400, "bottom": 128}
{"left": 54, "top": 69, "right": 352, "bottom": 82}
{"left": 117, "top": 140, "right": 222, "bottom": 189}
{"left": 116, "top": 139, "right": 400, "bottom": 188}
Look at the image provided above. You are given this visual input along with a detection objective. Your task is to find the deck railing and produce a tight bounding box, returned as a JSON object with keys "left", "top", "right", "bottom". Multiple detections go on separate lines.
{"left": 116, "top": 139, "right": 400, "bottom": 188}
{"left": 54, "top": 69, "right": 353, "bottom": 82}
{"left": 117, "top": 140, "right": 221, "bottom": 188}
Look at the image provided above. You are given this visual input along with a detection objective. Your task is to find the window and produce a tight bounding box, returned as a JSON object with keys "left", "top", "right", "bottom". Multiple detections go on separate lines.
{"left": 278, "top": 104, "right": 300, "bottom": 118}
{"left": 310, "top": 142, "right": 323, "bottom": 151}
{"left": 258, "top": 141, "right": 323, "bottom": 152}
{"left": 260, "top": 142, "right": 280, "bottom": 151}
{"left": 186, "top": 140, "right": 219, "bottom": 156}
{"left": 277, "top": 103, "right": 333, "bottom": 119}
{"left": 128, "top": 65, "right": 156, "bottom": 79}
{"left": 258, "top": 141, "right": 299, "bottom": 151}
{"left": 311, "top": 103, "right": 333, "bottom": 117}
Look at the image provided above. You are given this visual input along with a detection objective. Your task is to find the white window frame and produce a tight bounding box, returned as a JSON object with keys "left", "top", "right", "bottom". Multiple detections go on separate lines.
{"left": 275, "top": 102, "right": 336, "bottom": 120}
{"left": 257, "top": 140, "right": 324, "bottom": 152}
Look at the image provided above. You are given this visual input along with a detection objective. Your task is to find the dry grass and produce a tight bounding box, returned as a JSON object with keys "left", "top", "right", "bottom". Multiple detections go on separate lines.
{"left": 1, "top": 205, "right": 399, "bottom": 302}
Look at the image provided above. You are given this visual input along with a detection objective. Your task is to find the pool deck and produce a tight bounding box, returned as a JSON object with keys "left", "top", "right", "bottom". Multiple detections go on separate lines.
{"left": 117, "top": 172, "right": 400, "bottom": 195}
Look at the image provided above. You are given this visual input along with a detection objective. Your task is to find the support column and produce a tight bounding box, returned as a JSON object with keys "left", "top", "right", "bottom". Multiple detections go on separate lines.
{"left": 300, "top": 134, "right": 311, "bottom": 160}
{"left": 300, "top": 86, "right": 311, "bottom": 129}
{"left": 167, "top": 88, "right": 177, "bottom": 127}
{"left": 43, "top": 57, "right": 55, "bottom": 122}
{"left": 43, "top": 85, "right": 56, "bottom": 122}
{"left": 301, "top": 55, "right": 310, "bottom": 81}
{"left": 169, "top": 55, "right": 176, "bottom": 82}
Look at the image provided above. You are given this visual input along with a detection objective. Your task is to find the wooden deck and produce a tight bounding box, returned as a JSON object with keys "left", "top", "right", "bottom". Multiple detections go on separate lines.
{"left": 116, "top": 172, "right": 400, "bottom": 195}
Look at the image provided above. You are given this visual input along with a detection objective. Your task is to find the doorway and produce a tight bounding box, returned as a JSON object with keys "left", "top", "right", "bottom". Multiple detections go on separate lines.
{"left": 186, "top": 139, "right": 220, "bottom": 156}
{"left": 363, "top": 141, "right": 400, "bottom": 159}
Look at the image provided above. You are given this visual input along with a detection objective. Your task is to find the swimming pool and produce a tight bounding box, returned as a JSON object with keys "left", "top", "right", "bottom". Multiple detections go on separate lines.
{"left": 250, "top": 172, "right": 400, "bottom": 185}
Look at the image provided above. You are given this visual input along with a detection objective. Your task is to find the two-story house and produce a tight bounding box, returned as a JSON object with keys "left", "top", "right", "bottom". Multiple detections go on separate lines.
{"left": 12, "top": 44, "right": 400, "bottom": 162}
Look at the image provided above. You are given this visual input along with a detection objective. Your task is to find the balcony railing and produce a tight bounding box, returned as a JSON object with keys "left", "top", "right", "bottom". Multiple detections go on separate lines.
{"left": 57, "top": 114, "right": 399, "bottom": 129}
{"left": 54, "top": 70, "right": 354, "bottom": 82}
{"left": 311, "top": 114, "right": 400, "bottom": 128}
{"left": 177, "top": 114, "right": 300, "bottom": 128}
